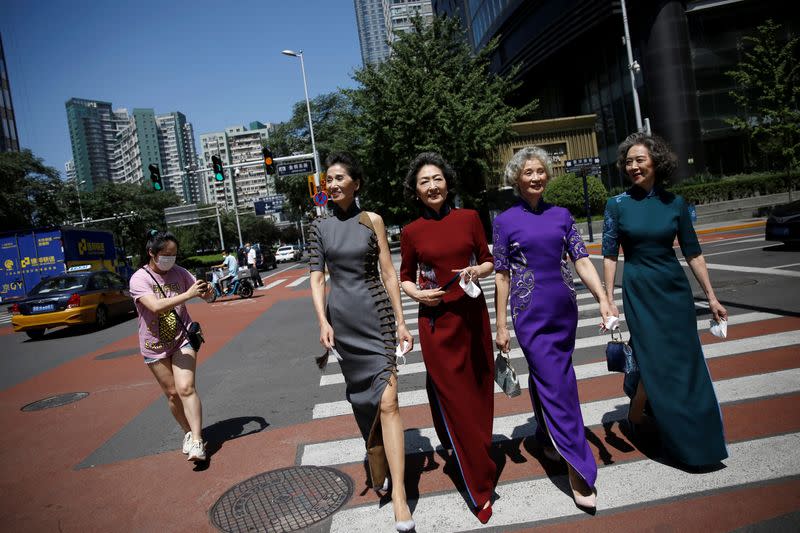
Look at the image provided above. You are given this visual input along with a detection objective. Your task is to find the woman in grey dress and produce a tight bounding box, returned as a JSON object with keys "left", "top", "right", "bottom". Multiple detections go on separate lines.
{"left": 309, "top": 153, "right": 415, "bottom": 532}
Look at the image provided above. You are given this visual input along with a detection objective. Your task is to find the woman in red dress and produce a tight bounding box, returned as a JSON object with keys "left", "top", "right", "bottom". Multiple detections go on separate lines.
{"left": 399, "top": 152, "right": 496, "bottom": 523}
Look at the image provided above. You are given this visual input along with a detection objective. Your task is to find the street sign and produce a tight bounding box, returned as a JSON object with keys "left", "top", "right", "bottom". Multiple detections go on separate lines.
{"left": 278, "top": 159, "right": 314, "bottom": 177}
{"left": 164, "top": 204, "right": 199, "bottom": 227}
{"left": 254, "top": 194, "right": 286, "bottom": 216}
{"left": 564, "top": 157, "right": 602, "bottom": 177}
{"left": 313, "top": 191, "right": 328, "bottom": 206}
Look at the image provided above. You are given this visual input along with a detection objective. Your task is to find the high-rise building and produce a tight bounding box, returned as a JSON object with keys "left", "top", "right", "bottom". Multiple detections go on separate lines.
{"left": 355, "top": 0, "right": 434, "bottom": 65}
{"left": 67, "top": 100, "right": 200, "bottom": 202}
{"left": 199, "top": 123, "right": 273, "bottom": 209}
{"left": 0, "top": 33, "right": 20, "bottom": 153}
{"left": 156, "top": 112, "right": 202, "bottom": 204}
{"left": 64, "top": 160, "right": 77, "bottom": 184}
{"left": 354, "top": 0, "right": 391, "bottom": 65}
{"left": 433, "top": 0, "right": 800, "bottom": 182}
{"left": 65, "top": 98, "right": 121, "bottom": 192}
{"left": 384, "top": 0, "right": 433, "bottom": 42}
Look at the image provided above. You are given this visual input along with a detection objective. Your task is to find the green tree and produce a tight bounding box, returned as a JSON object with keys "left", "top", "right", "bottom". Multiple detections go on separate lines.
{"left": 543, "top": 173, "right": 608, "bottom": 217}
{"left": 727, "top": 19, "right": 800, "bottom": 197}
{"left": 348, "top": 15, "right": 538, "bottom": 224}
{"left": 0, "top": 149, "right": 72, "bottom": 230}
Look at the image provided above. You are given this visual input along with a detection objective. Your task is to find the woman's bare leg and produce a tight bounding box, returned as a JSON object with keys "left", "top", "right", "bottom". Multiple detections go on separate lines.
{"left": 171, "top": 348, "right": 203, "bottom": 441}
{"left": 380, "top": 375, "right": 412, "bottom": 522}
{"left": 148, "top": 358, "right": 190, "bottom": 432}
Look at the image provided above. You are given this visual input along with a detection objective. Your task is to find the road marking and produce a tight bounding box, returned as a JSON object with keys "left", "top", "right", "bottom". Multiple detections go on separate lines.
{"left": 686, "top": 262, "right": 800, "bottom": 278}
{"left": 704, "top": 236, "right": 766, "bottom": 247}
{"left": 773, "top": 262, "right": 800, "bottom": 269}
{"left": 286, "top": 276, "right": 309, "bottom": 288}
{"left": 261, "top": 264, "right": 302, "bottom": 280}
{"left": 700, "top": 244, "right": 774, "bottom": 257}
{"left": 318, "top": 329, "right": 800, "bottom": 387}
{"left": 329, "top": 432, "right": 800, "bottom": 533}
{"left": 319, "top": 310, "right": 778, "bottom": 368}
{"left": 264, "top": 279, "right": 287, "bottom": 290}
{"left": 302, "top": 368, "right": 800, "bottom": 466}
{"left": 314, "top": 330, "right": 800, "bottom": 414}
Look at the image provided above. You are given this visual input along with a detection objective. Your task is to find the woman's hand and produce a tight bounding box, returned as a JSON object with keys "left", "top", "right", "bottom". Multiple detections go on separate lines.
{"left": 186, "top": 279, "right": 206, "bottom": 299}
{"left": 495, "top": 325, "right": 511, "bottom": 353}
{"left": 709, "top": 298, "right": 728, "bottom": 323}
{"left": 397, "top": 324, "right": 414, "bottom": 353}
{"left": 319, "top": 321, "right": 335, "bottom": 349}
{"left": 599, "top": 300, "right": 617, "bottom": 330}
{"left": 452, "top": 266, "right": 479, "bottom": 283}
{"left": 415, "top": 288, "right": 446, "bottom": 306}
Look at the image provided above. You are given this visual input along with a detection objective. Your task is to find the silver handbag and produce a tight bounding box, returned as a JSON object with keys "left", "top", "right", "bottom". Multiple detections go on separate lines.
{"left": 494, "top": 351, "right": 521, "bottom": 397}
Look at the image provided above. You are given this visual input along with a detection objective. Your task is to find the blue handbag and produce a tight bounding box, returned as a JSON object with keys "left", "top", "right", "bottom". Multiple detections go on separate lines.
{"left": 606, "top": 328, "right": 637, "bottom": 373}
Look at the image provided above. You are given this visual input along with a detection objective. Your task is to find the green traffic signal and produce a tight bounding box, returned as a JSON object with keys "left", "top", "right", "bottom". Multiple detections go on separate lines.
{"left": 148, "top": 164, "right": 163, "bottom": 191}
{"left": 211, "top": 155, "right": 224, "bottom": 182}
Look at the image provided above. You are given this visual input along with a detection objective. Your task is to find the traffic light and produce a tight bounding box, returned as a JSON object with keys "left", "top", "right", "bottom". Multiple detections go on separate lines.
{"left": 211, "top": 155, "right": 224, "bottom": 182}
{"left": 262, "top": 147, "right": 276, "bottom": 175}
{"left": 148, "top": 164, "right": 163, "bottom": 191}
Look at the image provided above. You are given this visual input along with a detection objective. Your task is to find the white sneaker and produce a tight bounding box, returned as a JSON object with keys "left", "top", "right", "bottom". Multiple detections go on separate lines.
{"left": 182, "top": 431, "right": 193, "bottom": 454}
{"left": 187, "top": 440, "right": 207, "bottom": 462}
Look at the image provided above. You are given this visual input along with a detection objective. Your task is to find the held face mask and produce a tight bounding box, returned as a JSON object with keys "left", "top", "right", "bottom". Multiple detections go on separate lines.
{"left": 459, "top": 276, "right": 482, "bottom": 298}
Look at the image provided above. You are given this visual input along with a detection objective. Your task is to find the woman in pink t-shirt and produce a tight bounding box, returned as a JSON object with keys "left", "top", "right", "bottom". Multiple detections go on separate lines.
{"left": 129, "top": 230, "right": 214, "bottom": 462}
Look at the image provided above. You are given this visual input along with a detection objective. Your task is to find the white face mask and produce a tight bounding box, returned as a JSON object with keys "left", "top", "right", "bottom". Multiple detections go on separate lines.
{"left": 459, "top": 276, "right": 482, "bottom": 298}
{"left": 156, "top": 255, "right": 176, "bottom": 271}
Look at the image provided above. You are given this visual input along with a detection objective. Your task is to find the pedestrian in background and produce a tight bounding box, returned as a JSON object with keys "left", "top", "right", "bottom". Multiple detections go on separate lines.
{"left": 129, "top": 230, "right": 214, "bottom": 463}
{"left": 602, "top": 132, "right": 728, "bottom": 468}
{"left": 399, "top": 152, "right": 496, "bottom": 524}
{"left": 308, "top": 152, "right": 415, "bottom": 532}
{"left": 493, "top": 147, "right": 613, "bottom": 512}
{"left": 245, "top": 242, "right": 263, "bottom": 287}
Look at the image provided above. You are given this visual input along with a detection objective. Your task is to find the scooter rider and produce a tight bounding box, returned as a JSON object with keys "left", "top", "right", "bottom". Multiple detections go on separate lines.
{"left": 213, "top": 249, "right": 238, "bottom": 295}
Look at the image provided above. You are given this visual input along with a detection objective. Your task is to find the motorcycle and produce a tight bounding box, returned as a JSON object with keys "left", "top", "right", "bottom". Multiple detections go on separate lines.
{"left": 207, "top": 267, "right": 254, "bottom": 302}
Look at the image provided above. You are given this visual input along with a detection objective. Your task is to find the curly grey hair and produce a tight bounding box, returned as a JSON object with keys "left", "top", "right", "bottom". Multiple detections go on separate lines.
{"left": 504, "top": 146, "right": 553, "bottom": 191}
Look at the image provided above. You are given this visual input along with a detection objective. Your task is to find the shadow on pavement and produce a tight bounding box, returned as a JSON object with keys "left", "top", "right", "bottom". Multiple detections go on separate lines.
{"left": 193, "top": 416, "right": 269, "bottom": 471}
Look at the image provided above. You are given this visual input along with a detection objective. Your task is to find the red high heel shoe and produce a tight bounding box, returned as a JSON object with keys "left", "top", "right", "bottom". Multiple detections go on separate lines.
{"left": 476, "top": 501, "right": 493, "bottom": 524}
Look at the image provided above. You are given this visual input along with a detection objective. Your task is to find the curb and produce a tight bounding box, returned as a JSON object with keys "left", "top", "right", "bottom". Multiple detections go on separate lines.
{"left": 695, "top": 220, "right": 765, "bottom": 235}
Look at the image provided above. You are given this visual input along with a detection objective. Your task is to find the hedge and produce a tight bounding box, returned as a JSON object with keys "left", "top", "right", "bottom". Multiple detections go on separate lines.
{"left": 670, "top": 172, "right": 799, "bottom": 205}
{"left": 543, "top": 173, "right": 608, "bottom": 216}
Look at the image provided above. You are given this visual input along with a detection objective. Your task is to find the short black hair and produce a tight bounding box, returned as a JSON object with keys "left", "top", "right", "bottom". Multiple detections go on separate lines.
{"left": 141, "top": 230, "right": 178, "bottom": 267}
{"left": 404, "top": 152, "right": 457, "bottom": 206}
{"left": 616, "top": 132, "right": 677, "bottom": 185}
{"left": 325, "top": 152, "right": 365, "bottom": 196}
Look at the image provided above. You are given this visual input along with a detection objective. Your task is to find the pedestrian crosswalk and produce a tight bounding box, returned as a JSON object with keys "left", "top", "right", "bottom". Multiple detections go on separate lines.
{"left": 296, "top": 276, "right": 800, "bottom": 531}
{"left": 0, "top": 312, "right": 11, "bottom": 326}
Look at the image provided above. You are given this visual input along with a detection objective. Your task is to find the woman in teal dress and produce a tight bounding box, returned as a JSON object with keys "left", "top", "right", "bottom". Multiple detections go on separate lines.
{"left": 602, "top": 132, "right": 728, "bottom": 467}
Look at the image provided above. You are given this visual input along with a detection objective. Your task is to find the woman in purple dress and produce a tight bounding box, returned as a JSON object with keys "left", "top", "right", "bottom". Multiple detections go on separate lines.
{"left": 493, "top": 147, "right": 615, "bottom": 512}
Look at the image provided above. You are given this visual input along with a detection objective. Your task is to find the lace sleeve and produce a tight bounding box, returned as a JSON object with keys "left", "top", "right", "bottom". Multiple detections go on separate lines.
{"left": 307, "top": 219, "right": 325, "bottom": 272}
{"left": 602, "top": 199, "right": 620, "bottom": 257}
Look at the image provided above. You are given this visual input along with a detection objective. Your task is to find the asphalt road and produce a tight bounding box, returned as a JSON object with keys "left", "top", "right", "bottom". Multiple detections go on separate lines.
{"left": 1, "top": 221, "right": 799, "bottom": 532}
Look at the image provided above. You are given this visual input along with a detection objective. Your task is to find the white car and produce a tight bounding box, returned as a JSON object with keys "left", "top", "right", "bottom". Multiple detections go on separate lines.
{"left": 275, "top": 245, "right": 299, "bottom": 263}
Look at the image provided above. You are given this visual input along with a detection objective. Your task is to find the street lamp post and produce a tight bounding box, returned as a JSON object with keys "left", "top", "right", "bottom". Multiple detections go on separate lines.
{"left": 74, "top": 179, "right": 86, "bottom": 226}
{"left": 282, "top": 49, "right": 323, "bottom": 216}
{"left": 620, "top": 0, "right": 649, "bottom": 134}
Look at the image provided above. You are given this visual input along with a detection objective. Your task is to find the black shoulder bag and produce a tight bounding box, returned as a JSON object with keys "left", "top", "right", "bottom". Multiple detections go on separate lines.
{"left": 143, "top": 267, "right": 205, "bottom": 352}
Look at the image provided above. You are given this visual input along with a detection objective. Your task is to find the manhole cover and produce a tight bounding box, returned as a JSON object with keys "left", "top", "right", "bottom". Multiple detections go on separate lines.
{"left": 209, "top": 465, "right": 353, "bottom": 533}
{"left": 21, "top": 392, "right": 89, "bottom": 412}
{"left": 95, "top": 348, "right": 139, "bottom": 360}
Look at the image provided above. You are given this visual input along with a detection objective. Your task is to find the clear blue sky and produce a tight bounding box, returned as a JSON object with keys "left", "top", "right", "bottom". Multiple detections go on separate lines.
{"left": 1, "top": 0, "right": 363, "bottom": 176}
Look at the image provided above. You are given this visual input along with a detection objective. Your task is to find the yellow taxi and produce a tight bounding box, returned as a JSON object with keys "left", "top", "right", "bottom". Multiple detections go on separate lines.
{"left": 11, "top": 269, "right": 135, "bottom": 340}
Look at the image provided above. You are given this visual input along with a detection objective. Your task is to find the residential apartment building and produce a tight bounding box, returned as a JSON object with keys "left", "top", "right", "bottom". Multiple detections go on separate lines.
{"left": 384, "top": 0, "right": 433, "bottom": 42}
{"left": 156, "top": 112, "right": 202, "bottom": 204}
{"left": 199, "top": 122, "right": 273, "bottom": 209}
{"left": 66, "top": 99, "right": 200, "bottom": 202}
{"left": 64, "top": 160, "right": 77, "bottom": 184}
{"left": 0, "top": 33, "right": 19, "bottom": 153}
{"left": 354, "top": 0, "right": 391, "bottom": 65}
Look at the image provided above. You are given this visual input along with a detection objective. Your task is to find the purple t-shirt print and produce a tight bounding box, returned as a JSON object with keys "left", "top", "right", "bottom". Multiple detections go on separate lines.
{"left": 129, "top": 265, "right": 196, "bottom": 359}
